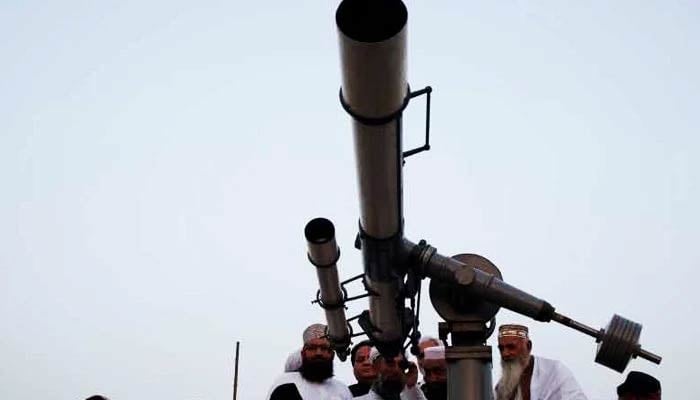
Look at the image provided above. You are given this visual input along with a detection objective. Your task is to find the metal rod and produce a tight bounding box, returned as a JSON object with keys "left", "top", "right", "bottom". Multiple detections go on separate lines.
{"left": 233, "top": 341, "right": 240, "bottom": 400}
{"left": 552, "top": 313, "right": 663, "bottom": 365}
{"left": 425, "top": 88, "right": 431, "bottom": 147}
{"left": 637, "top": 348, "right": 662, "bottom": 364}
{"left": 345, "top": 292, "right": 371, "bottom": 302}
{"left": 552, "top": 313, "right": 602, "bottom": 339}
{"left": 347, "top": 314, "right": 362, "bottom": 322}
{"left": 340, "top": 273, "right": 365, "bottom": 285}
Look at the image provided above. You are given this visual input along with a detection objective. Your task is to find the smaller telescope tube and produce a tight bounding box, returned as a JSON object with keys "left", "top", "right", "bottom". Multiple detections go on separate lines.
{"left": 305, "top": 218, "right": 351, "bottom": 360}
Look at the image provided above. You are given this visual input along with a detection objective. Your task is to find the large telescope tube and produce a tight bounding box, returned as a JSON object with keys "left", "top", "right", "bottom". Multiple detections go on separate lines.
{"left": 305, "top": 218, "right": 351, "bottom": 360}
{"left": 336, "top": 0, "right": 409, "bottom": 355}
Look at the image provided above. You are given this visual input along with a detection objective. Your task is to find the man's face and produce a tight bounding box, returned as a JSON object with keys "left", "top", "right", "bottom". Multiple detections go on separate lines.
{"left": 300, "top": 338, "right": 335, "bottom": 383}
{"left": 422, "top": 357, "right": 447, "bottom": 384}
{"left": 418, "top": 339, "right": 440, "bottom": 371}
{"left": 377, "top": 354, "right": 408, "bottom": 387}
{"left": 353, "top": 345, "right": 377, "bottom": 383}
{"left": 497, "top": 336, "right": 530, "bottom": 364}
{"left": 302, "top": 338, "right": 334, "bottom": 362}
{"left": 374, "top": 355, "right": 418, "bottom": 394}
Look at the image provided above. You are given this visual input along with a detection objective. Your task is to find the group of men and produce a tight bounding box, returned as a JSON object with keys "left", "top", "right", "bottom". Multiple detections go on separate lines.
{"left": 267, "top": 323, "right": 661, "bottom": 400}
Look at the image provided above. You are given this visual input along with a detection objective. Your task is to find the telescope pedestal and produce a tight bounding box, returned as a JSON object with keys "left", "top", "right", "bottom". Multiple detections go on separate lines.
{"left": 439, "top": 320, "right": 495, "bottom": 400}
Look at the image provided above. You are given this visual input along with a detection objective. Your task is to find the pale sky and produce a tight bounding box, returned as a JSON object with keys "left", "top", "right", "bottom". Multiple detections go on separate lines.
{"left": 1, "top": 1, "right": 698, "bottom": 399}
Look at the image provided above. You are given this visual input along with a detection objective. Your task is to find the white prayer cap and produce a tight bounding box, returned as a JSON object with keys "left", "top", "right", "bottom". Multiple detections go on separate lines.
{"left": 302, "top": 323, "right": 327, "bottom": 344}
{"left": 423, "top": 346, "right": 445, "bottom": 360}
{"left": 369, "top": 347, "right": 382, "bottom": 363}
{"left": 419, "top": 335, "right": 439, "bottom": 345}
{"left": 284, "top": 349, "right": 302, "bottom": 372}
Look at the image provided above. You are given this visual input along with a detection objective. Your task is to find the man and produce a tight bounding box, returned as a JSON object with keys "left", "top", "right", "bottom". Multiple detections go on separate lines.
{"left": 420, "top": 346, "right": 447, "bottom": 400}
{"left": 617, "top": 371, "right": 661, "bottom": 400}
{"left": 417, "top": 336, "right": 441, "bottom": 378}
{"left": 494, "top": 324, "right": 587, "bottom": 400}
{"left": 266, "top": 323, "right": 353, "bottom": 400}
{"left": 349, "top": 340, "right": 378, "bottom": 397}
{"left": 356, "top": 347, "right": 427, "bottom": 400}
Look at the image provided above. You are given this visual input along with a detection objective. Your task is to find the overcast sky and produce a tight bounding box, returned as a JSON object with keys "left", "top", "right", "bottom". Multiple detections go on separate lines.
{"left": 1, "top": 1, "right": 698, "bottom": 399}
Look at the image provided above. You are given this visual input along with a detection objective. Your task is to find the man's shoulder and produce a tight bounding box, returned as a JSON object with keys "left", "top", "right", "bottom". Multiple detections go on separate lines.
{"left": 532, "top": 355, "right": 587, "bottom": 399}
{"left": 532, "top": 355, "right": 576, "bottom": 383}
{"left": 269, "top": 372, "right": 303, "bottom": 388}
{"left": 266, "top": 373, "right": 303, "bottom": 400}
{"left": 325, "top": 377, "right": 354, "bottom": 390}
{"left": 324, "top": 378, "right": 354, "bottom": 399}
{"left": 534, "top": 355, "right": 569, "bottom": 371}
{"left": 348, "top": 382, "right": 370, "bottom": 397}
{"left": 353, "top": 390, "right": 376, "bottom": 400}
{"left": 269, "top": 382, "right": 303, "bottom": 400}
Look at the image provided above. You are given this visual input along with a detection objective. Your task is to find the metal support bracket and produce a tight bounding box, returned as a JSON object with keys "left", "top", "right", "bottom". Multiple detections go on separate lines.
{"left": 403, "top": 86, "right": 433, "bottom": 159}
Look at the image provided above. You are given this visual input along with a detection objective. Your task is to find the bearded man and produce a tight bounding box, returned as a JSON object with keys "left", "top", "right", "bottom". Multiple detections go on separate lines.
{"left": 495, "top": 324, "right": 587, "bottom": 400}
{"left": 420, "top": 346, "right": 447, "bottom": 400}
{"left": 266, "top": 323, "right": 353, "bottom": 400}
{"left": 356, "top": 347, "right": 427, "bottom": 400}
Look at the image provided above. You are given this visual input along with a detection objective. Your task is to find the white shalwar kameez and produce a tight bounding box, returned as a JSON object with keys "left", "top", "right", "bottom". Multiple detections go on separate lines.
{"left": 498, "top": 356, "right": 588, "bottom": 400}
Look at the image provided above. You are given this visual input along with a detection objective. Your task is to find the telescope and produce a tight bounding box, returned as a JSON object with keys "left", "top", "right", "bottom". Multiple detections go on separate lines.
{"left": 303, "top": 1, "right": 661, "bottom": 399}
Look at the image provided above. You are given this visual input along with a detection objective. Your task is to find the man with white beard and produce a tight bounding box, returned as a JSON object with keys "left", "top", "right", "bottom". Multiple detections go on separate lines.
{"left": 494, "top": 324, "right": 587, "bottom": 400}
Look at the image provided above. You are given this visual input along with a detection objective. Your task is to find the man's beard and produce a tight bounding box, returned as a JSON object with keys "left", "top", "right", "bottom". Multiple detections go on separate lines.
{"left": 495, "top": 356, "right": 528, "bottom": 400}
{"left": 299, "top": 357, "right": 334, "bottom": 383}
{"left": 422, "top": 381, "right": 447, "bottom": 400}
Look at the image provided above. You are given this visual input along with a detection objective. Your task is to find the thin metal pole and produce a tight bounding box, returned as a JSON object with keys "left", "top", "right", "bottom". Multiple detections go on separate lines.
{"left": 233, "top": 341, "right": 240, "bottom": 400}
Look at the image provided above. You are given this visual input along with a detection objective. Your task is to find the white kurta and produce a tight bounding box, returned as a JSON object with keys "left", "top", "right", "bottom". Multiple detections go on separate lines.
{"left": 355, "top": 385, "right": 427, "bottom": 400}
{"left": 530, "top": 356, "right": 587, "bottom": 400}
{"left": 266, "top": 371, "right": 353, "bottom": 400}
{"left": 521, "top": 356, "right": 588, "bottom": 400}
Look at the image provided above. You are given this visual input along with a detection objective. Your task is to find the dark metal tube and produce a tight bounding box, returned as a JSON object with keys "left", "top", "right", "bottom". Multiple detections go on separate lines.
{"left": 305, "top": 218, "right": 351, "bottom": 358}
{"left": 336, "top": 0, "right": 409, "bottom": 350}
{"left": 421, "top": 249, "right": 555, "bottom": 322}
{"left": 233, "top": 341, "right": 239, "bottom": 400}
{"left": 337, "top": 0, "right": 408, "bottom": 239}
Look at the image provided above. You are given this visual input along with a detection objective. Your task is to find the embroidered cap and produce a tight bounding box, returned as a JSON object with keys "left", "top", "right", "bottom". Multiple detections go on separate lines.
{"left": 498, "top": 324, "right": 529, "bottom": 339}
{"left": 302, "top": 323, "right": 327, "bottom": 344}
